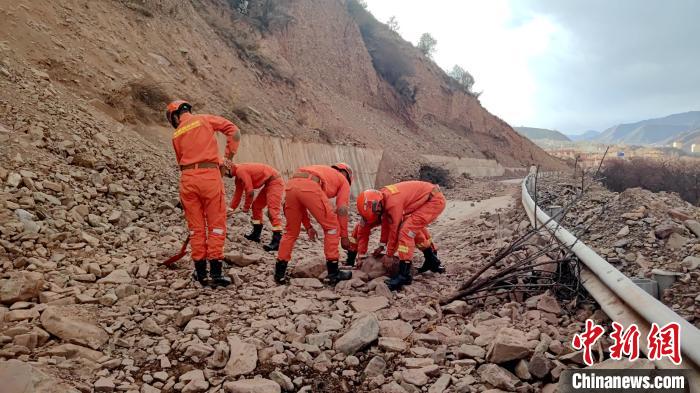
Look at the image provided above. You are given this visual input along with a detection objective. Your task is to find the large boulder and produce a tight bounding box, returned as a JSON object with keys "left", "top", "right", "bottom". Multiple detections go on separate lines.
{"left": 39, "top": 306, "right": 109, "bottom": 350}
{"left": 334, "top": 313, "right": 379, "bottom": 355}
{"left": 0, "top": 271, "right": 44, "bottom": 304}
{"left": 224, "top": 379, "right": 281, "bottom": 393}
{"left": 291, "top": 258, "right": 326, "bottom": 278}
{"left": 486, "top": 328, "right": 529, "bottom": 364}
{"left": 0, "top": 359, "right": 79, "bottom": 393}
{"left": 224, "top": 335, "right": 258, "bottom": 377}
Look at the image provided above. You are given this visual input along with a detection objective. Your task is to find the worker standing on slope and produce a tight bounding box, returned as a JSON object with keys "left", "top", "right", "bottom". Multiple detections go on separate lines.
{"left": 355, "top": 180, "right": 446, "bottom": 290}
{"left": 345, "top": 221, "right": 444, "bottom": 275}
{"left": 167, "top": 100, "right": 240, "bottom": 288}
{"left": 228, "top": 163, "right": 284, "bottom": 252}
{"left": 275, "top": 164, "right": 354, "bottom": 285}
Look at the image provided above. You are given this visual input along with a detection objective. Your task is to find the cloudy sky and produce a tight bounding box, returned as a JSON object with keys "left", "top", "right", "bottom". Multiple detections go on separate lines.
{"left": 364, "top": 0, "right": 700, "bottom": 134}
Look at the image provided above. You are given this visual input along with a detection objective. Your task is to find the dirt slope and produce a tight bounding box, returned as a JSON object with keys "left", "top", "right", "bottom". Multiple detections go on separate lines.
{"left": 0, "top": 0, "right": 563, "bottom": 178}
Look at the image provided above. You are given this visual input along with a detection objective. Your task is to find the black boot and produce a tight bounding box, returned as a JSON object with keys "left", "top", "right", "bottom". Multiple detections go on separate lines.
{"left": 386, "top": 261, "right": 413, "bottom": 291}
{"left": 193, "top": 260, "right": 208, "bottom": 286}
{"left": 244, "top": 224, "right": 263, "bottom": 242}
{"left": 274, "top": 260, "right": 288, "bottom": 284}
{"left": 327, "top": 260, "right": 352, "bottom": 285}
{"left": 345, "top": 250, "right": 357, "bottom": 267}
{"left": 263, "top": 231, "right": 282, "bottom": 252}
{"left": 418, "top": 248, "right": 446, "bottom": 274}
{"left": 209, "top": 260, "right": 231, "bottom": 287}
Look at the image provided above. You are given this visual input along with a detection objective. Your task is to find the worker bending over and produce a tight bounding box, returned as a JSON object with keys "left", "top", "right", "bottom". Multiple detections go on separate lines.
{"left": 355, "top": 180, "right": 446, "bottom": 290}
{"left": 167, "top": 100, "right": 240, "bottom": 288}
{"left": 276, "top": 163, "right": 354, "bottom": 285}
{"left": 228, "top": 163, "right": 284, "bottom": 252}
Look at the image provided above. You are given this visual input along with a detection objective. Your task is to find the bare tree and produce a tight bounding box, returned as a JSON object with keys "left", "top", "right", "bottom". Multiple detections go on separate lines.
{"left": 417, "top": 33, "right": 437, "bottom": 58}
{"left": 387, "top": 16, "right": 399, "bottom": 32}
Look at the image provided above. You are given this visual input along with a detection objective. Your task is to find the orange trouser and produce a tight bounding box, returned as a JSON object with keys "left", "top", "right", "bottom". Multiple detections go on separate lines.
{"left": 349, "top": 225, "right": 436, "bottom": 253}
{"left": 179, "top": 168, "right": 227, "bottom": 261}
{"left": 397, "top": 192, "right": 446, "bottom": 260}
{"left": 251, "top": 177, "right": 284, "bottom": 231}
{"left": 278, "top": 177, "right": 340, "bottom": 262}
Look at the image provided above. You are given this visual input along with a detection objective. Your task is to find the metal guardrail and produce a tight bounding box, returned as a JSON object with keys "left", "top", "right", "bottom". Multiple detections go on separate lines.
{"left": 521, "top": 174, "right": 700, "bottom": 381}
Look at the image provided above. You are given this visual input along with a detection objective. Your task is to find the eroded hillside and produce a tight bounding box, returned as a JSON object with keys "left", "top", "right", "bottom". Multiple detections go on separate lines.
{"left": 0, "top": 0, "right": 563, "bottom": 178}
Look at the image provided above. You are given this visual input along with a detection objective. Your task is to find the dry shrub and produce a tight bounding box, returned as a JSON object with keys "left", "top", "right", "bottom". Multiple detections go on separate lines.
{"left": 601, "top": 158, "right": 700, "bottom": 205}
{"left": 347, "top": 0, "right": 416, "bottom": 104}
{"left": 419, "top": 165, "right": 453, "bottom": 188}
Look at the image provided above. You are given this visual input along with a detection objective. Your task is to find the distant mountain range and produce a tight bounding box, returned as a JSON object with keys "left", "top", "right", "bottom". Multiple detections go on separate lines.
{"left": 594, "top": 111, "right": 700, "bottom": 145}
{"left": 569, "top": 130, "right": 600, "bottom": 141}
{"left": 514, "top": 127, "right": 571, "bottom": 142}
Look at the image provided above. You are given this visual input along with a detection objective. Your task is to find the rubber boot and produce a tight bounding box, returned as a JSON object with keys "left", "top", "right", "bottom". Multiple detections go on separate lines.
{"left": 193, "top": 260, "right": 208, "bottom": 286}
{"left": 244, "top": 224, "right": 263, "bottom": 242}
{"left": 263, "top": 231, "right": 282, "bottom": 252}
{"left": 274, "top": 260, "right": 288, "bottom": 284}
{"left": 386, "top": 261, "right": 413, "bottom": 291}
{"left": 209, "top": 260, "right": 231, "bottom": 287}
{"left": 344, "top": 250, "right": 357, "bottom": 267}
{"left": 418, "top": 248, "right": 446, "bottom": 274}
{"left": 327, "top": 260, "right": 352, "bottom": 285}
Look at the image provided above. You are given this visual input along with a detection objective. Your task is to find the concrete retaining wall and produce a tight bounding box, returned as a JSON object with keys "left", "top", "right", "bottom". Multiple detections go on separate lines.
{"left": 421, "top": 154, "right": 507, "bottom": 177}
{"left": 225, "top": 134, "right": 383, "bottom": 195}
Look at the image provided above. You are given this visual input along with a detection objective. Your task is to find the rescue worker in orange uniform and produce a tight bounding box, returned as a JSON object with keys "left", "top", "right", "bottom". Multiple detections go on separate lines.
{"left": 167, "top": 100, "right": 240, "bottom": 287}
{"left": 275, "top": 163, "right": 354, "bottom": 285}
{"left": 228, "top": 163, "right": 284, "bottom": 251}
{"left": 355, "top": 180, "right": 446, "bottom": 290}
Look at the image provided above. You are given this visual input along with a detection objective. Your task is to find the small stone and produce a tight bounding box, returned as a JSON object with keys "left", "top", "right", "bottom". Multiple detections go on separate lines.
{"left": 94, "top": 377, "right": 116, "bottom": 392}
{"left": 224, "top": 379, "right": 281, "bottom": 393}
{"left": 364, "top": 356, "right": 387, "bottom": 377}
{"left": 402, "top": 369, "right": 429, "bottom": 387}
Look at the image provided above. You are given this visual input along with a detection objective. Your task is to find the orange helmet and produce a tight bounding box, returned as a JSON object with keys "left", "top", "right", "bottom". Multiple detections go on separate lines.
{"left": 357, "top": 189, "right": 383, "bottom": 223}
{"left": 166, "top": 100, "right": 192, "bottom": 128}
{"left": 332, "top": 163, "right": 353, "bottom": 185}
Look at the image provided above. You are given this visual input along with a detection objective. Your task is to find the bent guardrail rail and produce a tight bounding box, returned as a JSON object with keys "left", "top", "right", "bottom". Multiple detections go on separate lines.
{"left": 521, "top": 174, "right": 700, "bottom": 380}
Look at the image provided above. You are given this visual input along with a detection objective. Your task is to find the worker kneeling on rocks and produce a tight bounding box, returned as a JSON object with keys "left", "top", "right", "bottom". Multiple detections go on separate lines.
{"left": 275, "top": 163, "right": 354, "bottom": 285}
{"left": 355, "top": 180, "right": 446, "bottom": 291}
{"left": 228, "top": 163, "right": 284, "bottom": 251}
{"left": 167, "top": 100, "right": 240, "bottom": 287}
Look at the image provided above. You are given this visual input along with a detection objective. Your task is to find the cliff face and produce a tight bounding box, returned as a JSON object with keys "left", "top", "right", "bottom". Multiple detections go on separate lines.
{"left": 0, "top": 0, "right": 564, "bottom": 179}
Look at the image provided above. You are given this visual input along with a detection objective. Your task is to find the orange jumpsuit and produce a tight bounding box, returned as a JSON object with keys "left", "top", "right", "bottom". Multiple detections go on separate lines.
{"left": 278, "top": 165, "right": 351, "bottom": 262}
{"left": 172, "top": 112, "right": 240, "bottom": 261}
{"left": 230, "top": 163, "right": 284, "bottom": 231}
{"left": 355, "top": 181, "right": 445, "bottom": 260}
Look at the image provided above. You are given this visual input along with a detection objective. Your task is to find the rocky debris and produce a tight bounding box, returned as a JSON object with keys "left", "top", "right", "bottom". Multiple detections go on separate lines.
{"left": 486, "top": 328, "right": 530, "bottom": 364}
{"left": 225, "top": 336, "right": 258, "bottom": 376}
{"left": 224, "top": 379, "right": 281, "bottom": 393}
{"left": 334, "top": 313, "right": 380, "bottom": 354}
{"left": 0, "top": 359, "right": 79, "bottom": 393}
{"left": 0, "top": 271, "right": 44, "bottom": 304}
{"left": 40, "top": 306, "right": 109, "bottom": 350}
{"left": 478, "top": 364, "right": 520, "bottom": 391}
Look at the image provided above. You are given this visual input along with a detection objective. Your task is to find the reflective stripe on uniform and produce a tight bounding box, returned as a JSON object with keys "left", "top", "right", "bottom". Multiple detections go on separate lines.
{"left": 407, "top": 230, "right": 416, "bottom": 238}
{"left": 271, "top": 226, "right": 282, "bottom": 231}
{"left": 252, "top": 220, "right": 262, "bottom": 224}
{"left": 398, "top": 245, "right": 409, "bottom": 253}
{"left": 327, "top": 229, "right": 338, "bottom": 235}
{"left": 385, "top": 184, "right": 399, "bottom": 194}
{"left": 172, "top": 120, "right": 202, "bottom": 139}
{"left": 212, "top": 228, "right": 224, "bottom": 235}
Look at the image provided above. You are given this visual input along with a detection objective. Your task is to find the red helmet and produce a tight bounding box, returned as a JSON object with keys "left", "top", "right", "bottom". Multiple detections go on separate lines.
{"left": 357, "top": 189, "right": 383, "bottom": 223}
{"left": 166, "top": 100, "right": 192, "bottom": 128}
{"left": 332, "top": 162, "right": 353, "bottom": 185}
